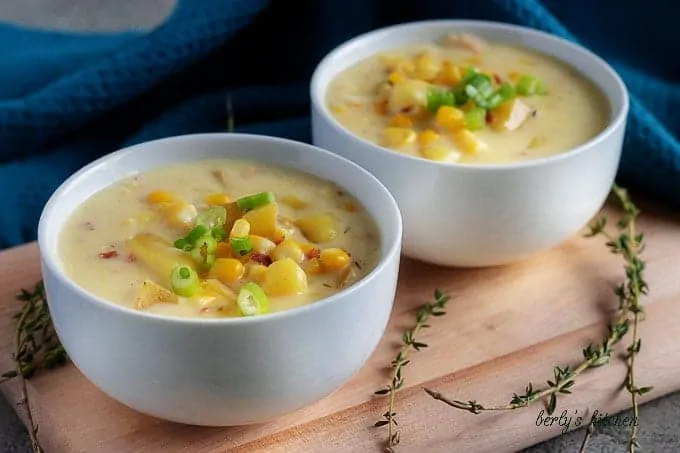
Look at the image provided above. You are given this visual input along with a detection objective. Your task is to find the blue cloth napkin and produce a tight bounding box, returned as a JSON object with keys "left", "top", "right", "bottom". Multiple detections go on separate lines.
{"left": 0, "top": 0, "right": 677, "bottom": 250}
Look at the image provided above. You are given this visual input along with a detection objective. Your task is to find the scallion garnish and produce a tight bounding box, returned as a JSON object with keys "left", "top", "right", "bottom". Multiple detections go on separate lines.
{"left": 516, "top": 75, "right": 546, "bottom": 96}
{"left": 497, "top": 82, "right": 516, "bottom": 102}
{"left": 230, "top": 236, "right": 253, "bottom": 256}
{"left": 170, "top": 265, "right": 200, "bottom": 297}
{"left": 174, "top": 224, "right": 210, "bottom": 251}
{"left": 196, "top": 206, "right": 227, "bottom": 230}
{"left": 464, "top": 107, "right": 487, "bottom": 131}
{"left": 426, "top": 89, "right": 456, "bottom": 113}
{"left": 236, "top": 192, "right": 275, "bottom": 212}
{"left": 190, "top": 235, "right": 217, "bottom": 268}
{"left": 237, "top": 282, "right": 270, "bottom": 316}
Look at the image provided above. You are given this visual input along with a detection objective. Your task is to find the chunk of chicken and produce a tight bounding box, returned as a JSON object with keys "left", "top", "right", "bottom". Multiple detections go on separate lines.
{"left": 490, "top": 99, "right": 533, "bottom": 132}
{"left": 441, "top": 33, "right": 488, "bottom": 54}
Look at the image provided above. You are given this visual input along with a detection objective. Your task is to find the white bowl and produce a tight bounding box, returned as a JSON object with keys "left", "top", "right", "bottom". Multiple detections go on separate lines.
{"left": 311, "top": 20, "right": 629, "bottom": 267}
{"left": 37, "top": 133, "right": 402, "bottom": 426}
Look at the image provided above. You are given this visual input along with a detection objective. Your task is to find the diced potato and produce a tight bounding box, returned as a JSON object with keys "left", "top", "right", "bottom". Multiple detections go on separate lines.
{"left": 215, "top": 242, "right": 231, "bottom": 258}
{"left": 134, "top": 280, "right": 177, "bottom": 310}
{"left": 380, "top": 127, "right": 417, "bottom": 148}
{"left": 280, "top": 195, "right": 307, "bottom": 210}
{"left": 125, "top": 233, "right": 197, "bottom": 288}
{"left": 295, "top": 212, "right": 341, "bottom": 243}
{"left": 264, "top": 258, "right": 308, "bottom": 297}
{"left": 490, "top": 99, "right": 533, "bottom": 132}
{"left": 270, "top": 239, "right": 304, "bottom": 263}
{"left": 250, "top": 235, "right": 276, "bottom": 254}
{"left": 243, "top": 203, "right": 280, "bottom": 241}
{"left": 387, "top": 79, "right": 430, "bottom": 114}
{"left": 452, "top": 129, "right": 488, "bottom": 154}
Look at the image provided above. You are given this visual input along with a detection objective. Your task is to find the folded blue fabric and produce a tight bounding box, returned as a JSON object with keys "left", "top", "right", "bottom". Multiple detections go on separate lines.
{"left": 0, "top": 0, "right": 677, "bottom": 249}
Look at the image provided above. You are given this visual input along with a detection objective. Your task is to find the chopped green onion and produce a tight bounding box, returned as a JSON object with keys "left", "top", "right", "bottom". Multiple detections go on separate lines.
{"left": 452, "top": 86, "right": 469, "bottom": 106}
{"left": 190, "top": 235, "right": 217, "bottom": 268}
{"left": 515, "top": 75, "right": 546, "bottom": 96}
{"left": 174, "top": 225, "right": 210, "bottom": 251}
{"left": 426, "top": 89, "right": 456, "bottom": 113}
{"left": 461, "top": 66, "right": 481, "bottom": 83}
{"left": 230, "top": 236, "right": 253, "bottom": 256}
{"left": 170, "top": 265, "right": 200, "bottom": 297}
{"left": 211, "top": 226, "right": 227, "bottom": 241}
{"left": 484, "top": 93, "right": 504, "bottom": 110}
{"left": 237, "top": 282, "right": 270, "bottom": 316}
{"left": 497, "top": 82, "right": 516, "bottom": 102}
{"left": 464, "top": 107, "right": 487, "bottom": 131}
{"left": 196, "top": 206, "right": 227, "bottom": 230}
{"left": 236, "top": 192, "right": 275, "bottom": 212}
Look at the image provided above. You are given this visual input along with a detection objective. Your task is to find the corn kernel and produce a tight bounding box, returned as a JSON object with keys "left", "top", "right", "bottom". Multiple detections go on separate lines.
{"left": 435, "top": 61, "right": 463, "bottom": 86}
{"left": 389, "top": 113, "right": 413, "bottom": 128}
{"left": 380, "top": 127, "right": 416, "bottom": 147}
{"left": 165, "top": 202, "right": 197, "bottom": 228}
{"left": 210, "top": 258, "right": 244, "bottom": 284}
{"left": 205, "top": 193, "right": 230, "bottom": 206}
{"left": 270, "top": 239, "right": 304, "bottom": 263}
{"left": 418, "top": 129, "right": 440, "bottom": 148}
{"left": 280, "top": 194, "right": 307, "bottom": 210}
{"left": 230, "top": 218, "right": 251, "bottom": 238}
{"left": 435, "top": 106, "right": 465, "bottom": 130}
{"left": 412, "top": 53, "right": 441, "bottom": 81}
{"left": 452, "top": 129, "right": 488, "bottom": 154}
{"left": 216, "top": 242, "right": 231, "bottom": 258}
{"left": 508, "top": 71, "right": 521, "bottom": 82}
{"left": 146, "top": 190, "right": 174, "bottom": 204}
{"left": 299, "top": 243, "right": 316, "bottom": 255}
{"left": 245, "top": 263, "right": 268, "bottom": 283}
{"left": 388, "top": 71, "right": 405, "bottom": 84}
{"left": 421, "top": 147, "right": 461, "bottom": 162}
{"left": 250, "top": 235, "right": 276, "bottom": 254}
{"left": 319, "top": 248, "right": 351, "bottom": 271}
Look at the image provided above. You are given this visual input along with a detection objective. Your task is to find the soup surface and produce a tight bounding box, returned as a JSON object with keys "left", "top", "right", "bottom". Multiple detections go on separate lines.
{"left": 327, "top": 33, "right": 610, "bottom": 164}
{"left": 60, "top": 159, "right": 381, "bottom": 319}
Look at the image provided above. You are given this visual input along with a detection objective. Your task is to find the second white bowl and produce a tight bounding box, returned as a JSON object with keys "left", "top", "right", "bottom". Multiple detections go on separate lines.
{"left": 311, "top": 20, "right": 629, "bottom": 267}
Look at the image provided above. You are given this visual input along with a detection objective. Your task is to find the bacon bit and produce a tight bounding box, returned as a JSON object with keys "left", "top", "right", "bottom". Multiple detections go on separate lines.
{"left": 486, "top": 111, "right": 494, "bottom": 123}
{"left": 306, "top": 248, "right": 321, "bottom": 260}
{"left": 99, "top": 250, "right": 118, "bottom": 259}
{"left": 400, "top": 105, "right": 414, "bottom": 114}
{"left": 493, "top": 73, "right": 502, "bottom": 84}
{"left": 250, "top": 252, "right": 273, "bottom": 266}
{"left": 84, "top": 222, "right": 95, "bottom": 231}
{"left": 125, "top": 254, "right": 137, "bottom": 263}
{"left": 373, "top": 99, "right": 389, "bottom": 116}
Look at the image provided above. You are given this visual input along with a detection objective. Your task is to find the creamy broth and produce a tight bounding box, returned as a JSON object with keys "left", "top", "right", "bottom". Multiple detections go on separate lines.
{"left": 59, "top": 159, "right": 380, "bottom": 319}
{"left": 327, "top": 33, "right": 610, "bottom": 164}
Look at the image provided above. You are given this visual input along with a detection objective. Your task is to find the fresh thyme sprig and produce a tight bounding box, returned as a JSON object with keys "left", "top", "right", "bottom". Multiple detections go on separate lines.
{"left": 423, "top": 184, "right": 651, "bottom": 453}
{"left": 374, "top": 289, "right": 450, "bottom": 452}
{"left": 1, "top": 281, "right": 67, "bottom": 453}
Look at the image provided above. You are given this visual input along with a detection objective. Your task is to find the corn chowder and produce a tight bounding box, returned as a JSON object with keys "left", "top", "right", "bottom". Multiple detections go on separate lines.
{"left": 59, "top": 159, "right": 380, "bottom": 319}
{"left": 327, "top": 33, "right": 610, "bottom": 164}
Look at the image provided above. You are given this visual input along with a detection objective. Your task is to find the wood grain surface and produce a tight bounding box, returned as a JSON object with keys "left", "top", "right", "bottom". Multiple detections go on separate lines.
{"left": 1, "top": 202, "right": 679, "bottom": 453}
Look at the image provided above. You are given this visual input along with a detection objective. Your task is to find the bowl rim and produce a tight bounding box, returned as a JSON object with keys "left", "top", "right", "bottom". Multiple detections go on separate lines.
{"left": 310, "top": 19, "right": 630, "bottom": 171}
{"left": 37, "top": 133, "right": 403, "bottom": 326}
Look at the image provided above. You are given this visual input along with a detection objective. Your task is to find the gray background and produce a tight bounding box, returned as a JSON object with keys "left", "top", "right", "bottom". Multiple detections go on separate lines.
{"left": 0, "top": 1, "right": 677, "bottom": 452}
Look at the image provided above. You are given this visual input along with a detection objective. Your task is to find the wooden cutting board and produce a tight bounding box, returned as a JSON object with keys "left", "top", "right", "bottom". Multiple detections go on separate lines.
{"left": 2, "top": 200, "right": 680, "bottom": 453}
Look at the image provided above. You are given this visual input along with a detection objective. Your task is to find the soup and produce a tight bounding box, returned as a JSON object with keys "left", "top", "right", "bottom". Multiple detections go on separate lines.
{"left": 326, "top": 33, "right": 610, "bottom": 164}
{"left": 59, "top": 159, "right": 381, "bottom": 319}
